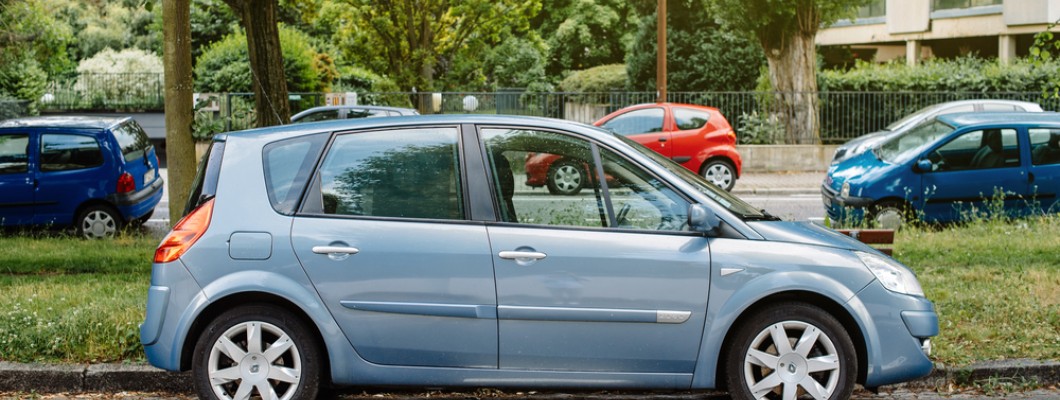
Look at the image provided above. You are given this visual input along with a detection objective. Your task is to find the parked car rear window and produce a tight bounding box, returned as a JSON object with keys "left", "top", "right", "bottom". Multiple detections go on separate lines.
{"left": 263, "top": 133, "right": 328, "bottom": 215}
{"left": 112, "top": 121, "right": 152, "bottom": 162}
{"left": 40, "top": 134, "right": 103, "bottom": 171}
{"left": 0, "top": 134, "right": 29, "bottom": 174}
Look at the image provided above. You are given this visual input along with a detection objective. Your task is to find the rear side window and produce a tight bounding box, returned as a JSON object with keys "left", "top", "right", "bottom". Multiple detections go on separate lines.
{"left": 314, "top": 127, "right": 464, "bottom": 220}
{"left": 263, "top": 133, "right": 328, "bottom": 214}
{"left": 112, "top": 121, "right": 152, "bottom": 162}
{"left": 294, "top": 110, "right": 339, "bottom": 123}
{"left": 0, "top": 134, "right": 29, "bottom": 174}
{"left": 673, "top": 108, "right": 711, "bottom": 130}
{"left": 184, "top": 141, "right": 226, "bottom": 216}
{"left": 40, "top": 134, "right": 103, "bottom": 171}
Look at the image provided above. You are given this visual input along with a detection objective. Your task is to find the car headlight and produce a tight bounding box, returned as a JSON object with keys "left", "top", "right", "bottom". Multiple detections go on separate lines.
{"left": 855, "top": 251, "right": 925, "bottom": 296}
{"left": 840, "top": 182, "right": 851, "bottom": 198}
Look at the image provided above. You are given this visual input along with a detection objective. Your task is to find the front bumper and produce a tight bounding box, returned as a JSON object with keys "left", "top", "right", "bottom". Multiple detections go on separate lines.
{"left": 854, "top": 280, "right": 938, "bottom": 388}
{"left": 821, "top": 184, "right": 873, "bottom": 221}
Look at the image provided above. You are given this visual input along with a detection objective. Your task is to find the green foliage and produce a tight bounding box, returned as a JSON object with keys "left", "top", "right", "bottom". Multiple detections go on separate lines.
{"left": 708, "top": 0, "right": 867, "bottom": 51}
{"left": 484, "top": 35, "right": 551, "bottom": 91}
{"left": 50, "top": 0, "right": 159, "bottom": 62}
{"left": 544, "top": 0, "right": 638, "bottom": 76}
{"left": 190, "top": 0, "right": 240, "bottom": 65}
{"left": 626, "top": 0, "right": 765, "bottom": 92}
{"left": 0, "top": 58, "right": 48, "bottom": 115}
{"left": 818, "top": 56, "right": 1060, "bottom": 92}
{"left": 736, "top": 111, "right": 783, "bottom": 145}
{"left": 71, "top": 48, "right": 163, "bottom": 111}
{"left": 0, "top": 0, "right": 75, "bottom": 78}
{"left": 194, "top": 25, "right": 335, "bottom": 93}
{"left": 1024, "top": 20, "right": 1060, "bottom": 97}
{"left": 559, "top": 64, "right": 627, "bottom": 93}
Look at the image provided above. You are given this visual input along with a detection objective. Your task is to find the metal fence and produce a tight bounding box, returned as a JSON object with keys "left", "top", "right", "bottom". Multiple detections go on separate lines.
{"left": 38, "top": 75, "right": 1060, "bottom": 143}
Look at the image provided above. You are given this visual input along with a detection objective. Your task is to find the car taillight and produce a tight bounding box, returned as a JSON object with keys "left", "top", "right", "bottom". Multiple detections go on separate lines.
{"left": 154, "top": 198, "right": 214, "bottom": 263}
{"left": 117, "top": 172, "right": 135, "bottom": 194}
{"left": 726, "top": 130, "right": 737, "bottom": 144}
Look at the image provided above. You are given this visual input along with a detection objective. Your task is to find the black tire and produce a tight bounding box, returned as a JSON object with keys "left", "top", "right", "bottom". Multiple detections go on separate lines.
{"left": 724, "top": 303, "right": 856, "bottom": 400}
{"left": 546, "top": 159, "right": 585, "bottom": 196}
{"left": 132, "top": 210, "right": 154, "bottom": 226}
{"left": 701, "top": 159, "right": 737, "bottom": 192}
{"left": 76, "top": 204, "right": 123, "bottom": 239}
{"left": 870, "top": 200, "right": 911, "bottom": 230}
{"left": 192, "top": 304, "right": 323, "bottom": 400}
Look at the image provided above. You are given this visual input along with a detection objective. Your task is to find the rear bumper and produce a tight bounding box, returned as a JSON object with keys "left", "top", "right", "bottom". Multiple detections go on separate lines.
{"left": 110, "top": 177, "right": 164, "bottom": 220}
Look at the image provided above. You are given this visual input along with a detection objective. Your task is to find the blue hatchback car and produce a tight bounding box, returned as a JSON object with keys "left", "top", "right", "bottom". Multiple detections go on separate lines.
{"left": 824, "top": 112, "right": 1060, "bottom": 228}
{"left": 0, "top": 116, "right": 163, "bottom": 238}
{"left": 144, "top": 115, "right": 937, "bottom": 400}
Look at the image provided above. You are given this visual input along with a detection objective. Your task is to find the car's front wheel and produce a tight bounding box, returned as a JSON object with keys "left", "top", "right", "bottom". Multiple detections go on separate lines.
{"left": 192, "top": 305, "right": 322, "bottom": 400}
{"left": 871, "top": 200, "right": 912, "bottom": 230}
{"left": 77, "top": 205, "right": 122, "bottom": 239}
{"left": 725, "top": 303, "right": 856, "bottom": 400}
{"left": 701, "top": 159, "right": 736, "bottom": 191}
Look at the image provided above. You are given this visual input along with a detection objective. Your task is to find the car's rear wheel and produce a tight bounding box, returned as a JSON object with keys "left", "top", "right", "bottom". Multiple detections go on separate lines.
{"left": 725, "top": 303, "right": 856, "bottom": 400}
{"left": 701, "top": 159, "right": 736, "bottom": 191}
{"left": 77, "top": 205, "right": 122, "bottom": 239}
{"left": 192, "top": 305, "right": 322, "bottom": 400}
{"left": 547, "top": 159, "right": 585, "bottom": 196}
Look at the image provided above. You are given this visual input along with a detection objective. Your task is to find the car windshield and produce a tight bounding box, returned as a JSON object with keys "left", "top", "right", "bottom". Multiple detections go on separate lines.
{"left": 614, "top": 135, "right": 766, "bottom": 219}
{"left": 877, "top": 119, "right": 956, "bottom": 164}
{"left": 884, "top": 104, "right": 938, "bottom": 131}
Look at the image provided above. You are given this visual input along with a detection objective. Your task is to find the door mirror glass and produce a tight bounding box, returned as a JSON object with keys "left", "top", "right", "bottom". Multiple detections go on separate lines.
{"left": 915, "top": 158, "right": 934, "bottom": 173}
{"left": 688, "top": 204, "right": 720, "bottom": 233}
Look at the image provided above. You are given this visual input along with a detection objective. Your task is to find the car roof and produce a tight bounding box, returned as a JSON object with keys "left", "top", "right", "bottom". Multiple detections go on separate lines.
{"left": 621, "top": 102, "right": 720, "bottom": 111}
{"left": 0, "top": 115, "right": 128, "bottom": 130}
{"left": 936, "top": 111, "right": 1060, "bottom": 127}
{"left": 291, "top": 104, "right": 418, "bottom": 118}
{"left": 923, "top": 98, "right": 1043, "bottom": 110}
{"left": 225, "top": 114, "right": 606, "bottom": 142}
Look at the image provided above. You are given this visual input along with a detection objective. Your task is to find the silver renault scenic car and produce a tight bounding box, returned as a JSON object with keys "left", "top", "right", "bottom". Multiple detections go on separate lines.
{"left": 143, "top": 115, "right": 938, "bottom": 400}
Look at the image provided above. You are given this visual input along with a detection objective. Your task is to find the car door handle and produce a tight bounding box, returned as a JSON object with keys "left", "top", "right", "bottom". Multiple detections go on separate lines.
{"left": 498, "top": 251, "right": 547, "bottom": 261}
{"left": 1029, "top": 172, "right": 1035, "bottom": 183}
{"left": 312, "top": 246, "right": 360, "bottom": 255}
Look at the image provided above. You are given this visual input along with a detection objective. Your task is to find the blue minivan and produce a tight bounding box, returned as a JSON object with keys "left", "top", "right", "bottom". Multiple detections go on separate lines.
{"left": 824, "top": 112, "right": 1060, "bottom": 227}
{"left": 0, "top": 116, "right": 163, "bottom": 238}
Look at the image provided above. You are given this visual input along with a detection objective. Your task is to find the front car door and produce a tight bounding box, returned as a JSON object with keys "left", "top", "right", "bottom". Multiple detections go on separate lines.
{"left": 919, "top": 127, "right": 1029, "bottom": 222}
{"left": 0, "top": 132, "right": 35, "bottom": 225}
{"left": 33, "top": 132, "right": 107, "bottom": 225}
{"left": 479, "top": 126, "right": 710, "bottom": 373}
{"left": 599, "top": 107, "right": 672, "bottom": 158}
{"left": 290, "top": 126, "right": 498, "bottom": 368}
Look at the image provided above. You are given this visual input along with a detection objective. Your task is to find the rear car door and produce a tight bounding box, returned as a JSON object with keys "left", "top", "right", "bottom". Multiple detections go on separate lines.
{"left": 0, "top": 132, "right": 35, "bottom": 225}
{"left": 480, "top": 127, "right": 711, "bottom": 373}
{"left": 290, "top": 126, "right": 499, "bottom": 368}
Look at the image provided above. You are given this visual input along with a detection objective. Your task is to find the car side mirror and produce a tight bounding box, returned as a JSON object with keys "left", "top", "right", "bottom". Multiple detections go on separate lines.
{"left": 688, "top": 204, "right": 721, "bottom": 234}
{"left": 915, "top": 159, "right": 933, "bottom": 173}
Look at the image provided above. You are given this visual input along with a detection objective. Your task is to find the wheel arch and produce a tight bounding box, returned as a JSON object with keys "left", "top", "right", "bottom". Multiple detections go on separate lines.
{"left": 712, "top": 290, "right": 869, "bottom": 389}
{"left": 74, "top": 199, "right": 124, "bottom": 224}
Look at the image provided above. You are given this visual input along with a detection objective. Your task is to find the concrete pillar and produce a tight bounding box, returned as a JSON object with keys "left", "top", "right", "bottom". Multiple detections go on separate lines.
{"left": 906, "top": 40, "right": 922, "bottom": 66}
{"left": 999, "top": 34, "right": 1017, "bottom": 65}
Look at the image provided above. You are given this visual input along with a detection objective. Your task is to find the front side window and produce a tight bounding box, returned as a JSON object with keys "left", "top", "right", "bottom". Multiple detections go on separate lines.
{"left": 673, "top": 108, "right": 711, "bottom": 131}
{"left": 601, "top": 108, "right": 665, "bottom": 136}
{"left": 1030, "top": 128, "right": 1060, "bottom": 166}
{"left": 483, "top": 128, "right": 689, "bottom": 231}
{"left": 0, "top": 134, "right": 29, "bottom": 174}
{"left": 932, "top": 128, "right": 1019, "bottom": 171}
{"left": 40, "top": 134, "right": 103, "bottom": 172}
{"left": 316, "top": 127, "right": 464, "bottom": 220}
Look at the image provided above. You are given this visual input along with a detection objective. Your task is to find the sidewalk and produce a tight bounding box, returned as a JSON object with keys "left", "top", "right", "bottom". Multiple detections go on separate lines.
{"left": 732, "top": 171, "right": 825, "bottom": 196}
{"left": 1, "top": 359, "right": 1057, "bottom": 394}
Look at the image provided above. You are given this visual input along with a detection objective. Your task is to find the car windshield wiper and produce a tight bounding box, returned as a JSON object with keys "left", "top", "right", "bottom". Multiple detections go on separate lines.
{"left": 744, "top": 209, "right": 782, "bottom": 221}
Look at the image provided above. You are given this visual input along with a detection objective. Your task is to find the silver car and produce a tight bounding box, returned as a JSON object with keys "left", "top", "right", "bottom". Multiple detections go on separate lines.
{"left": 143, "top": 115, "right": 938, "bottom": 400}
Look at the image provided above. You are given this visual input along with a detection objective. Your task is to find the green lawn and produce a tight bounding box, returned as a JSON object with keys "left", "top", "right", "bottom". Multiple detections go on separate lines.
{"left": 0, "top": 218, "right": 1057, "bottom": 365}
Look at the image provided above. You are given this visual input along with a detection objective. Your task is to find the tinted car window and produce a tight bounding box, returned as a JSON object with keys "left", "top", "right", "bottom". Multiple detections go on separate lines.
{"left": 263, "top": 133, "right": 328, "bottom": 214}
{"left": 40, "top": 134, "right": 103, "bottom": 172}
{"left": 316, "top": 127, "right": 463, "bottom": 220}
{"left": 0, "top": 134, "right": 29, "bottom": 174}
{"left": 601, "top": 108, "right": 665, "bottom": 136}
{"left": 934, "top": 129, "right": 1019, "bottom": 171}
{"left": 673, "top": 108, "right": 711, "bottom": 130}
{"left": 348, "top": 109, "right": 387, "bottom": 119}
{"left": 112, "top": 121, "right": 152, "bottom": 162}
{"left": 294, "top": 110, "right": 340, "bottom": 123}
{"left": 1030, "top": 128, "right": 1060, "bottom": 165}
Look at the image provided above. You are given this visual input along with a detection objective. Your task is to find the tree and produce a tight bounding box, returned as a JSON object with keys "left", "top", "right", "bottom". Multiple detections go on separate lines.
{"left": 542, "top": 0, "right": 639, "bottom": 76}
{"left": 0, "top": 0, "right": 74, "bottom": 112}
{"left": 709, "top": 0, "right": 866, "bottom": 144}
{"left": 626, "top": 1, "right": 764, "bottom": 92}
{"left": 162, "top": 0, "right": 197, "bottom": 225}
{"left": 194, "top": 26, "right": 335, "bottom": 93}
{"left": 222, "top": 0, "right": 290, "bottom": 127}
{"left": 336, "top": 0, "right": 541, "bottom": 93}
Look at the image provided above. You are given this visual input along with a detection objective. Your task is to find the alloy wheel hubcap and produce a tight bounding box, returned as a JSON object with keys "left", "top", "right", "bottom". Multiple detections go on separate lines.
{"left": 705, "top": 164, "right": 732, "bottom": 189}
{"left": 743, "top": 321, "right": 840, "bottom": 400}
{"left": 208, "top": 321, "right": 301, "bottom": 400}
{"left": 876, "top": 209, "right": 903, "bottom": 230}
{"left": 553, "top": 165, "right": 582, "bottom": 192}
{"left": 82, "top": 211, "right": 116, "bottom": 239}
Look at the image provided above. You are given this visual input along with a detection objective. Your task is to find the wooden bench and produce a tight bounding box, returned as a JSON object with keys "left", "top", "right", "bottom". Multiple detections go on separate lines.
{"left": 837, "top": 229, "right": 895, "bottom": 256}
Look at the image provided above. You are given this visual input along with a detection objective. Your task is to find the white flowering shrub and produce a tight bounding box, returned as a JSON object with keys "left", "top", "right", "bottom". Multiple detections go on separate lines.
{"left": 74, "top": 48, "right": 164, "bottom": 109}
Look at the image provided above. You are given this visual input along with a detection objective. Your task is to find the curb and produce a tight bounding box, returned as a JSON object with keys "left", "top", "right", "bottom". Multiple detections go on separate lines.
{"left": 1, "top": 360, "right": 1057, "bottom": 395}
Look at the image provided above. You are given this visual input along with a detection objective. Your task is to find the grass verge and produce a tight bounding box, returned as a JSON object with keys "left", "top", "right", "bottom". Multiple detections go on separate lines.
{"left": 0, "top": 218, "right": 1057, "bottom": 366}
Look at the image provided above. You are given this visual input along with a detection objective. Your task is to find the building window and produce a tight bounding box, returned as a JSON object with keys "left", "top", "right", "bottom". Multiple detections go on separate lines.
{"left": 932, "top": 0, "right": 1001, "bottom": 11}
{"left": 857, "top": 0, "right": 885, "bottom": 18}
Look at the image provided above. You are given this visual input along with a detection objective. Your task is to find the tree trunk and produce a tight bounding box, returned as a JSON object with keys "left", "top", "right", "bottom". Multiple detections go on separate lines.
{"left": 224, "top": 0, "right": 290, "bottom": 127}
{"left": 763, "top": 31, "right": 820, "bottom": 144}
{"left": 162, "top": 0, "right": 196, "bottom": 224}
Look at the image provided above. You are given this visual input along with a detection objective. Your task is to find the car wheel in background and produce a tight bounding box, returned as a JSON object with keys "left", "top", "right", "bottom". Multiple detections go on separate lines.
{"left": 77, "top": 205, "right": 122, "bottom": 239}
{"left": 725, "top": 303, "right": 856, "bottom": 400}
{"left": 701, "top": 159, "right": 736, "bottom": 191}
{"left": 871, "top": 200, "right": 911, "bottom": 230}
{"left": 193, "top": 304, "right": 322, "bottom": 400}
{"left": 547, "top": 159, "right": 585, "bottom": 196}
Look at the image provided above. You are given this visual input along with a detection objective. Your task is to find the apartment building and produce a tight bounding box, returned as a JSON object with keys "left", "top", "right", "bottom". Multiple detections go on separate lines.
{"left": 817, "top": 0, "right": 1060, "bottom": 65}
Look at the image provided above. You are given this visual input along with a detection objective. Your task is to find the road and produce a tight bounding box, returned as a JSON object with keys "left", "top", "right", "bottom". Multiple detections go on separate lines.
{"left": 740, "top": 193, "right": 824, "bottom": 222}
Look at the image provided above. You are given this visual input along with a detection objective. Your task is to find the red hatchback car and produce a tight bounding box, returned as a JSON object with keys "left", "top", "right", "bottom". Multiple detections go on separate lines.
{"left": 525, "top": 103, "right": 742, "bottom": 194}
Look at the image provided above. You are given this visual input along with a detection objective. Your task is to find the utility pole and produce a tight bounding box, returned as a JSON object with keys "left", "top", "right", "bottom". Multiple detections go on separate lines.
{"left": 656, "top": 0, "right": 667, "bottom": 103}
